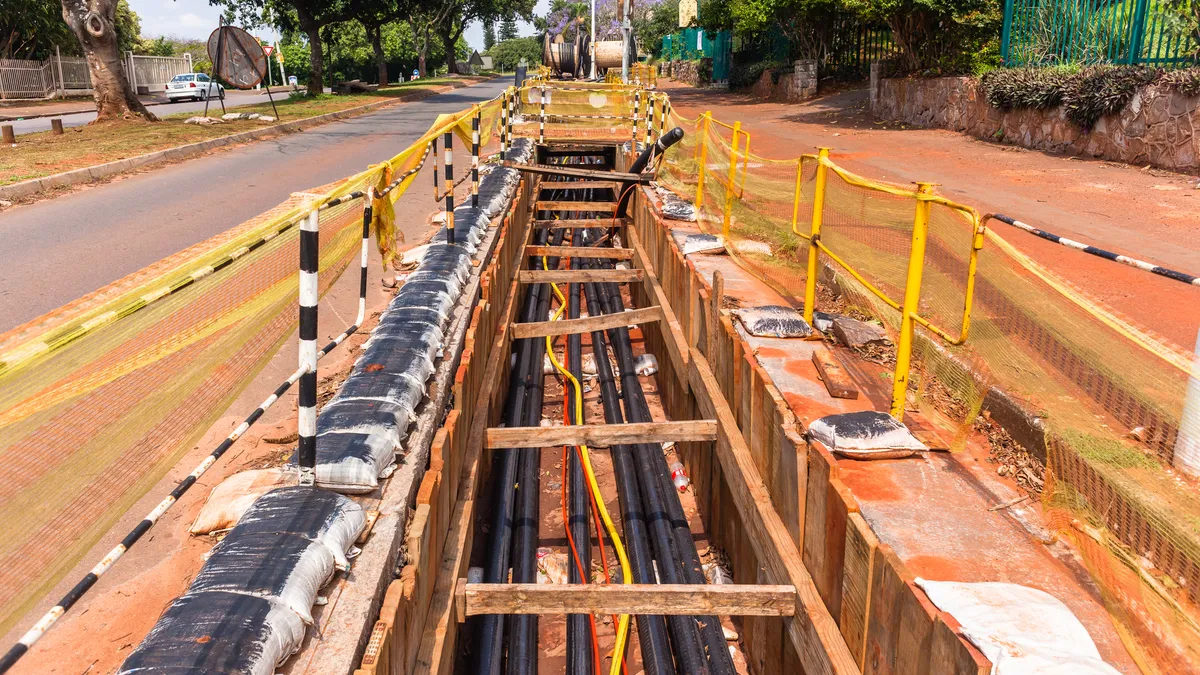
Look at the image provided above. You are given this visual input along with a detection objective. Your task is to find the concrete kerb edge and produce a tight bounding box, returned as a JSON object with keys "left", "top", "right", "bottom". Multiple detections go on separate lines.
{"left": 0, "top": 79, "right": 490, "bottom": 201}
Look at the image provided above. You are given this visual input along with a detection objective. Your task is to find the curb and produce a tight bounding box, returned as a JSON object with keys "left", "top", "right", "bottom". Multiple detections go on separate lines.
{"left": 0, "top": 78, "right": 490, "bottom": 202}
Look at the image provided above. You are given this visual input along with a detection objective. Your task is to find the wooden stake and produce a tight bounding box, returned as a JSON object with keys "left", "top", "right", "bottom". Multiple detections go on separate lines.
{"left": 511, "top": 305, "right": 664, "bottom": 339}
{"left": 486, "top": 420, "right": 718, "bottom": 449}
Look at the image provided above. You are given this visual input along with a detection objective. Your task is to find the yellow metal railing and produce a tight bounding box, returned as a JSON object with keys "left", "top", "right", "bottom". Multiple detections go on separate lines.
{"left": 676, "top": 115, "right": 985, "bottom": 419}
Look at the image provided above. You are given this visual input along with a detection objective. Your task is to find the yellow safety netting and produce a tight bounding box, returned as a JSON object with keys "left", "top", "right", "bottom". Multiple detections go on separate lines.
{"left": 0, "top": 93, "right": 509, "bottom": 638}
{"left": 657, "top": 105, "right": 1200, "bottom": 672}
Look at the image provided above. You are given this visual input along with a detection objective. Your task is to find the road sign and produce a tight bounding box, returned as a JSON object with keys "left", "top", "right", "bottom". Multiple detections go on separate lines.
{"left": 207, "top": 25, "right": 268, "bottom": 89}
{"left": 262, "top": 45, "right": 274, "bottom": 57}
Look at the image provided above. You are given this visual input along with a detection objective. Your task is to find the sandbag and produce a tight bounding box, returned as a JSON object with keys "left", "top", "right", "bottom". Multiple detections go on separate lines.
{"left": 806, "top": 410, "right": 927, "bottom": 459}
{"left": 656, "top": 186, "right": 697, "bottom": 222}
{"left": 734, "top": 305, "right": 813, "bottom": 338}
{"left": 187, "top": 532, "right": 334, "bottom": 624}
{"left": 679, "top": 233, "right": 725, "bottom": 256}
{"left": 915, "top": 579, "right": 1123, "bottom": 675}
{"left": 190, "top": 467, "right": 291, "bottom": 535}
{"left": 117, "top": 591, "right": 305, "bottom": 675}
{"left": 231, "top": 486, "right": 365, "bottom": 569}
{"left": 310, "top": 429, "right": 398, "bottom": 494}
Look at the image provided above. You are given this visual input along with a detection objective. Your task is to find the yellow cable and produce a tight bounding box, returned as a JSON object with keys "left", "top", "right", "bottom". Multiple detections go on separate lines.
{"left": 542, "top": 256, "right": 631, "bottom": 675}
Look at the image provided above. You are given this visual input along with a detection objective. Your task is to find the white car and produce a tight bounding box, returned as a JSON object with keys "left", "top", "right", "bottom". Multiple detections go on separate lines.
{"left": 165, "top": 73, "right": 225, "bottom": 102}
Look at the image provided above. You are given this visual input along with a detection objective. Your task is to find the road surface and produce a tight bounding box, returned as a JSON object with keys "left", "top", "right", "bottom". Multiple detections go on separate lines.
{"left": 0, "top": 78, "right": 507, "bottom": 331}
{"left": 7, "top": 88, "right": 300, "bottom": 136}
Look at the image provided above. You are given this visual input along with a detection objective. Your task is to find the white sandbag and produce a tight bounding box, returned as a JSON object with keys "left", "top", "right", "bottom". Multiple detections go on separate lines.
{"left": 313, "top": 428, "right": 400, "bottom": 494}
{"left": 190, "top": 467, "right": 291, "bottom": 535}
{"left": 915, "top": 579, "right": 1123, "bottom": 675}
{"left": 734, "top": 305, "right": 813, "bottom": 338}
{"left": 401, "top": 244, "right": 433, "bottom": 267}
{"left": 731, "top": 239, "right": 772, "bottom": 256}
{"left": 656, "top": 186, "right": 697, "bottom": 222}
{"left": 233, "top": 487, "right": 366, "bottom": 569}
{"left": 681, "top": 233, "right": 726, "bottom": 255}
{"left": 807, "top": 410, "right": 927, "bottom": 459}
{"left": 188, "top": 532, "right": 335, "bottom": 624}
{"left": 634, "top": 353, "right": 658, "bottom": 376}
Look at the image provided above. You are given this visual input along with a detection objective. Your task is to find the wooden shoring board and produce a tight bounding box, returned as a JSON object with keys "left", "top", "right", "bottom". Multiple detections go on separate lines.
{"left": 455, "top": 582, "right": 798, "bottom": 620}
{"left": 537, "top": 180, "right": 620, "bottom": 191}
{"left": 536, "top": 201, "right": 617, "bottom": 212}
{"left": 627, "top": 225, "right": 690, "bottom": 392}
{"left": 525, "top": 245, "right": 632, "bottom": 259}
{"left": 688, "top": 349, "right": 862, "bottom": 675}
{"left": 504, "top": 161, "right": 646, "bottom": 182}
{"left": 485, "top": 420, "right": 717, "bottom": 449}
{"left": 532, "top": 219, "right": 622, "bottom": 229}
{"left": 510, "top": 305, "right": 664, "bottom": 339}
{"left": 518, "top": 268, "right": 643, "bottom": 284}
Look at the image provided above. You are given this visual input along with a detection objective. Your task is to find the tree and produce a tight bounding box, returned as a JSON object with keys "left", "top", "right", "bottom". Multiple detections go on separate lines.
{"left": 483, "top": 17, "right": 496, "bottom": 49}
{"left": 352, "top": 0, "right": 404, "bottom": 84}
{"left": 2, "top": 0, "right": 77, "bottom": 59}
{"left": 498, "top": 16, "right": 519, "bottom": 40}
{"left": 489, "top": 35, "right": 540, "bottom": 70}
{"left": 61, "top": 0, "right": 157, "bottom": 121}
{"left": 432, "top": 0, "right": 534, "bottom": 74}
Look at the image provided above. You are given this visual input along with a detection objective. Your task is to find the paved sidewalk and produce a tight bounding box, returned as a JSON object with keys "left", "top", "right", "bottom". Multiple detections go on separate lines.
{"left": 662, "top": 80, "right": 1200, "bottom": 349}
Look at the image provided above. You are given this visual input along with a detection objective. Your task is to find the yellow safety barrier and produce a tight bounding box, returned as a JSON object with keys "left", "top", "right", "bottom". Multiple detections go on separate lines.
{"left": 654, "top": 102, "right": 1200, "bottom": 674}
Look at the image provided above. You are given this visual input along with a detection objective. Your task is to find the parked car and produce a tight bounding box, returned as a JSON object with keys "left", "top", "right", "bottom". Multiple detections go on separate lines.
{"left": 165, "top": 73, "right": 225, "bottom": 102}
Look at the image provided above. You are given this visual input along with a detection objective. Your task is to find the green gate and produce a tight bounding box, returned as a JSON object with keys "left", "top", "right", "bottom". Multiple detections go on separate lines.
{"left": 661, "top": 29, "right": 734, "bottom": 82}
{"left": 1001, "top": 0, "right": 1200, "bottom": 67}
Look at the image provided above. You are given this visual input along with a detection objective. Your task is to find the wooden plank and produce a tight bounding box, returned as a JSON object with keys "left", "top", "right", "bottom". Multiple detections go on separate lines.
{"left": 812, "top": 346, "right": 860, "bottom": 400}
{"left": 511, "top": 305, "right": 664, "bottom": 339}
{"left": 486, "top": 420, "right": 718, "bottom": 448}
{"left": 803, "top": 445, "right": 834, "bottom": 612}
{"left": 627, "top": 226, "right": 690, "bottom": 392}
{"left": 537, "top": 180, "right": 619, "bottom": 190}
{"left": 518, "top": 268, "right": 643, "bottom": 284}
{"left": 532, "top": 219, "right": 623, "bottom": 228}
{"left": 456, "top": 582, "right": 798, "bottom": 619}
{"left": 688, "top": 350, "right": 861, "bottom": 675}
{"left": 503, "top": 161, "right": 647, "bottom": 182}
{"left": 929, "top": 614, "right": 989, "bottom": 675}
{"left": 864, "top": 547, "right": 908, "bottom": 675}
{"left": 841, "top": 513, "right": 879, "bottom": 669}
{"left": 525, "top": 245, "right": 632, "bottom": 259}
{"left": 535, "top": 201, "right": 617, "bottom": 212}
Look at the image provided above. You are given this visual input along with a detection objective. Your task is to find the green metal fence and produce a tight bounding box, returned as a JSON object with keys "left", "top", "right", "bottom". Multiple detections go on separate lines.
{"left": 1001, "top": 0, "right": 1200, "bottom": 66}
{"left": 661, "top": 29, "right": 734, "bottom": 81}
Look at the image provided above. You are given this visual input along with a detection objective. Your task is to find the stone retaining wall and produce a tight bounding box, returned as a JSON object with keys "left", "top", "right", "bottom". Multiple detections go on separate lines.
{"left": 664, "top": 59, "right": 712, "bottom": 87}
{"left": 870, "top": 67, "right": 1200, "bottom": 172}
{"left": 749, "top": 60, "right": 819, "bottom": 102}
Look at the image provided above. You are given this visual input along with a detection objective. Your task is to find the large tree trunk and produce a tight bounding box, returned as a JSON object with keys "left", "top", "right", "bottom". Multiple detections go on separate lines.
{"left": 60, "top": 0, "right": 156, "bottom": 122}
{"left": 301, "top": 14, "right": 325, "bottom": 96}
{"left": 411, "top": 19, "right": 428, "bottom": 77}
{"left": 370, "top": 25, "right": 387, "bottom": 85}
{"left": 441, "top": 29, "right": 460, "bottom": 74}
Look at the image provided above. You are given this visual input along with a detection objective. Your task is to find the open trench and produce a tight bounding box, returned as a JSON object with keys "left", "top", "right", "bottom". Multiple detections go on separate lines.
{"left": 459, "top": 144, "right": 746, "bottom": 675}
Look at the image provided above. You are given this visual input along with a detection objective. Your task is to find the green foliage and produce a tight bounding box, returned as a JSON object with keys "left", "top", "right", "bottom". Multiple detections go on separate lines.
{"left": 981, "top": 64, "right": 1162, "bottom": 129}
{"left": 488, "top": 36, "right": 541, "bottom": 70}
{"left": 635, "top": 0, "right": 682, "bottom": 57}
{"left": 499, "top": 17, "right": 519, "bottom": 40}
{"left": 114, "top": 0, "right": 142, "bottom": 55}
{"left": 1, "top": 0, "right": 77, "bottom": 59}
{"left": 483, "top": 18, "right": 496, "bottom": 49}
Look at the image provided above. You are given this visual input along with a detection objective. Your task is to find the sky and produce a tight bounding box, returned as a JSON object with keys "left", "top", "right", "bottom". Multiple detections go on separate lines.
{"left": 127, "top": 0, "right": 552, "bottom": 50}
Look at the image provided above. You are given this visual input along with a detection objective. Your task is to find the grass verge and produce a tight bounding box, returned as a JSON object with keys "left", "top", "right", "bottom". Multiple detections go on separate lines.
{"left": 0, "top": 77, "right": 483, "bottom": 186}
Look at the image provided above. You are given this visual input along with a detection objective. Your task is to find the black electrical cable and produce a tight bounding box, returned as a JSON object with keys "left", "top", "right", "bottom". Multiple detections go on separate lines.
{"left": 566, "top": 227, "right": 594, "bottom": 675}
{"left": 590, "top": 260, "right": 738, "bottom": 675}
{"left": 578, "top": 254, "right": 676, "bottom": 675}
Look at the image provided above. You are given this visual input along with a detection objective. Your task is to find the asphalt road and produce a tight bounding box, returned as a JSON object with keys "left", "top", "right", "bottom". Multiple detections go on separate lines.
{"left": 0, "top": 78, "right": 507, "bottom": 331}
{"left": 6, "top": 88, "right": 297, "bottom": 135}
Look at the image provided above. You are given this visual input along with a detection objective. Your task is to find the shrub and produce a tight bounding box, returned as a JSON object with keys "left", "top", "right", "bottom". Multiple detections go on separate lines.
{"left": 1161, "top": 67, "right": 1200, "bottom": 97}
{"left": 981, "top": 64, "right": 1163, "bottom": 130}
{"left": 730, "top": 61, "right": 784, "bottom": 89}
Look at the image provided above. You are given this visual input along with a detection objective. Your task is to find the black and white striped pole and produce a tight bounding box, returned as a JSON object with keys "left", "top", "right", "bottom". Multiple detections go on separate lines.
{"left": 538, "top": 86, "right": 546, "bottom": 144}
{"left": 509, "top": 89, "right": 517, "bottom": 145}
{"left": 471, "top": 108, "right": 481, "bottom": 208}
{"left": 500, "top": 92, "right": 509, "bottom": 154}
{"left": 631, "top": 89, "right": 640, "bottom": 147}
{"left": 297, "top": 208, "right": 319, "bottom": 487}
{"left": 444, "top": 128, "right": 455, "bottom": 244}
{"left": 647, "top": 92, "right": 655, "bottom": 144}
{"left": 431, "top": 136, "right": 440, "bottom": 200}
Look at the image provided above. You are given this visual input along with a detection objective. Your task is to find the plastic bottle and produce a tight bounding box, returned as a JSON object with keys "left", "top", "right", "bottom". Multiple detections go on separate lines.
{"left": 669, "top": 461, "right": 689, "bottom": 492}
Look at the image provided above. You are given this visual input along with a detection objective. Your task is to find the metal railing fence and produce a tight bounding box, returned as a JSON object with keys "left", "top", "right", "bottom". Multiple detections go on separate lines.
{"left": 1001, "top": 0, "right": 1200, "bottom": 66}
